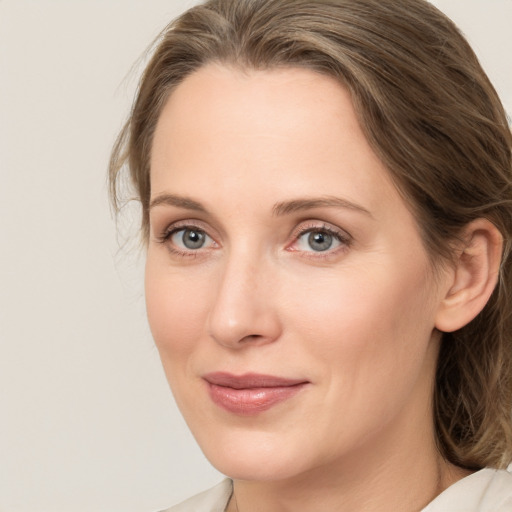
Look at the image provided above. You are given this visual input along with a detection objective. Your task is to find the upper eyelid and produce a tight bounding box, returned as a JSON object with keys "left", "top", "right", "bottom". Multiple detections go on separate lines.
{"left": 297, "top": 225, "right": 347, "bottom": 237}
{"left": 161, "top": 219, "right": 214, "bottom": 237}
{"left": 168, "top": 225, "right": 211, "bottom": 237}
{"left": 291, "top": 220, "right": 352, "bottom": 241}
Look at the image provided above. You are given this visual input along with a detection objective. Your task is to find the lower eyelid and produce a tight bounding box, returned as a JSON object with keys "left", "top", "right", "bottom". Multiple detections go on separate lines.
{"left": 297, "top": 233, "right": 342, "bottom": 250}
{"left": 172, "top": 228, "right": 215, "bottom": 247}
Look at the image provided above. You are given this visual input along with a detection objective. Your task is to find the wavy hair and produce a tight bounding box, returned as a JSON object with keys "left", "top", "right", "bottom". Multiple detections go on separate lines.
{"left": 109, "top": 0, "right": 512, "bottom": 469}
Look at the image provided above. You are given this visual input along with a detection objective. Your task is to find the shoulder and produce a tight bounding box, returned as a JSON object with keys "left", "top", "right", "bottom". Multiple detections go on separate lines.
{"left": 422, "top": 468, "right": 512, "bottom": 512}
{"left": 158, "top": 479, "right": 233, "bottom": 512}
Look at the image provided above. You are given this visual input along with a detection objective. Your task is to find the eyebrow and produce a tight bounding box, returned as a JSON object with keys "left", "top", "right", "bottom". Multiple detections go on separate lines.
{"left": 149, "top": 193, "right": 208, "bottom": 213}
{"left": 272, "top": 196, "right": 372, "bottom": 218}
{"left": 149, "top": 193, "right": 372, "bottom": 218}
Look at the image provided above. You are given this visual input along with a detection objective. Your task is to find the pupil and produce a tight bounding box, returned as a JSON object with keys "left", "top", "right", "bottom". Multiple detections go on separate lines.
{"left": 308, "top": 231, "right": 332, "bottom": 251}
{"left": 183, "top": 229, "right": 205, "bottom": 249}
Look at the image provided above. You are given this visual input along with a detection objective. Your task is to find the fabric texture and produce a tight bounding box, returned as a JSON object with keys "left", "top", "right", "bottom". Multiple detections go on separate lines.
{"left": 421, "top": 468, "right": 512, "bottom": 511}
{"left": 160, "top": 468, "right": 512, "bottom": 511}
{"left": 160, "top": 479, "right": 232, "bottom": 512}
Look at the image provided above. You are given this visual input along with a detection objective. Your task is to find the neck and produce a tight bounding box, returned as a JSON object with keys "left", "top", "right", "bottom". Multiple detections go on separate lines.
{"left": 228, "top": 427, "right": 469, "bottom": 512}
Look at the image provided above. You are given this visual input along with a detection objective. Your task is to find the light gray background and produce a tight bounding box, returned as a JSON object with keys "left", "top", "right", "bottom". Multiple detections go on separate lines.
{"left": 0, "top": 1, "right": 511, "bottom": 511}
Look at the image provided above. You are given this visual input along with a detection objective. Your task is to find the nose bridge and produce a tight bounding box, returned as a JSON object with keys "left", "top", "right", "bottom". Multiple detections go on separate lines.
{"left": 207, "top": 245, "right": 281, "bottom": 348}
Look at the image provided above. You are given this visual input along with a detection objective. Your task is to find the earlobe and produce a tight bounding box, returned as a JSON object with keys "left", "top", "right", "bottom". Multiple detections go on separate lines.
{"left": 435, "top": 219, "right": 503, "bottom": 333}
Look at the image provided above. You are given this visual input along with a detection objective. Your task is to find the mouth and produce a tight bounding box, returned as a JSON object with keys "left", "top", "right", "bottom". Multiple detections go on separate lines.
{"left": 202, "top": 372, "right": 309, "bottom": 416}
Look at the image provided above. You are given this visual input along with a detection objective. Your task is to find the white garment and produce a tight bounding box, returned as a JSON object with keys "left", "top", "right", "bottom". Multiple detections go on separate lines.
{"left": 161, "top": 468, "right": 512, "bottom": 511}
{"left": 161, "top": 480, "right": 232, "bottom": 512}
{"left": 421, "top": 468, "right": 512, "bottom": 511}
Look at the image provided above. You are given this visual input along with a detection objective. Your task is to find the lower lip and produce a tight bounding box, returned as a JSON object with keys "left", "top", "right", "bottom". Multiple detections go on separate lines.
{"left": 207, "top": 382, "right": 307, "bottom": 415}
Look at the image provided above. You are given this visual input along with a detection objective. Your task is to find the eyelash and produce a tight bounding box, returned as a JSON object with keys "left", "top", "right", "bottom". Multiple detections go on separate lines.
{"left": 156, "top": 221, "right": 216, "bottom": 258}
{"left": 288, "top": 222, "right": 352, "bottom": 259}
{"left": 156, "top": 220, "right": 352, "bottom": 259}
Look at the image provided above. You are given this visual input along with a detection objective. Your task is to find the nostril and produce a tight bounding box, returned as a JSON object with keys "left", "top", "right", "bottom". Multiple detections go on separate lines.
{"left": 241, "top": 334, "right": 264, "bottom": 343}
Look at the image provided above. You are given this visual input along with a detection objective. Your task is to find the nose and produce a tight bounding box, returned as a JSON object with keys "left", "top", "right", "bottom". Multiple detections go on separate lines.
{"left": 207, "top": 251, "right": 282, "bottom": 349}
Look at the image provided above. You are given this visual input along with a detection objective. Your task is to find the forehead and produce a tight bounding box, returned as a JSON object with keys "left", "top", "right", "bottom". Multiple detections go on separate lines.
{"left": 150, "top": 64, "right": 400, "bottom": 216}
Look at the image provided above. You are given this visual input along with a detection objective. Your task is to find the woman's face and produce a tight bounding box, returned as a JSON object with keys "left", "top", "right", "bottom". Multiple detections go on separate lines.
{"left": 146, "top": 64, "right": 449, "bottom": 480}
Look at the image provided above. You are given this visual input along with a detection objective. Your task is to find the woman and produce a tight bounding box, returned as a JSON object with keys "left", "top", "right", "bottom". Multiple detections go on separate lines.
{"left": 109, "top": 0, "right": 512, "bottom": 510}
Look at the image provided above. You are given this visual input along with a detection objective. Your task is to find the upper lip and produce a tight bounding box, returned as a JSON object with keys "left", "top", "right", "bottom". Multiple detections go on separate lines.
{"left": 203, "top": 372, "right": 308, "bottom": 389}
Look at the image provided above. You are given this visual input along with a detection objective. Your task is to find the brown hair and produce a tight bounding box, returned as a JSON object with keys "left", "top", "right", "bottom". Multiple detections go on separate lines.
{"left": 109, "top": 0, "right": 512, "bottom": 469}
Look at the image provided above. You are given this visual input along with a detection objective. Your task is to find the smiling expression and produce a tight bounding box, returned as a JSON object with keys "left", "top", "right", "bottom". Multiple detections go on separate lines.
{"left": 145, "top": 64, "right": 448, "bottom": 481}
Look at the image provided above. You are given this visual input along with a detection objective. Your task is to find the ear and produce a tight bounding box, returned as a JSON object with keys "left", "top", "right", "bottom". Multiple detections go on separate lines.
{"left": 435, "top": 218, "right": 503, "bottom": 333}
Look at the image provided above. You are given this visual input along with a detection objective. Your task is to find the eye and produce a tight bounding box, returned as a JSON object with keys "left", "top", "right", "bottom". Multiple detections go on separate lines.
{"left": 300, "top": 231, "right": 338, "bottom": 252}
{"left": 296, "top": 229, "right": 341, "bottom": 252}
{"left": 170, "top": 227, "right": 214, "bottom": 251}
{"left": 288, "top": 223, "right": 351, "bottom": 256}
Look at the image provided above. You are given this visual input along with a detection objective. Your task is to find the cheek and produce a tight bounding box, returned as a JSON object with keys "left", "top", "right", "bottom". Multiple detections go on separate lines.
{"left": 286, "top": 259, "right": 437, "bottom": 383}
{"left": 144, "top": 259, "right": 211, "bottom": 362}
{"left": 278, "top": 264, "right": 438, "bottom": 454}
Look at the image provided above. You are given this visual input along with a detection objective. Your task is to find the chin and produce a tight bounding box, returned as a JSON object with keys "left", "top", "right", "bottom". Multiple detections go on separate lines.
{"left": 209, "top": 451, "right": 306, "bottom": 482}
{"left": 193, "top": 426, "right": 321, "bottom": 482}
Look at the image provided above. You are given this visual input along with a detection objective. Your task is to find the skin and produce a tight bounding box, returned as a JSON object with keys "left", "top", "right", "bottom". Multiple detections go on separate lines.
{"left": 146, "top": 64, "right": 471, "bottom": 511}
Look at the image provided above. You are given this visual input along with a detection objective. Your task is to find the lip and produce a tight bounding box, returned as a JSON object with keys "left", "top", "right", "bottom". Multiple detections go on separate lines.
{"left": 203, "top": 372, "right": 309, "bottom": 416}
